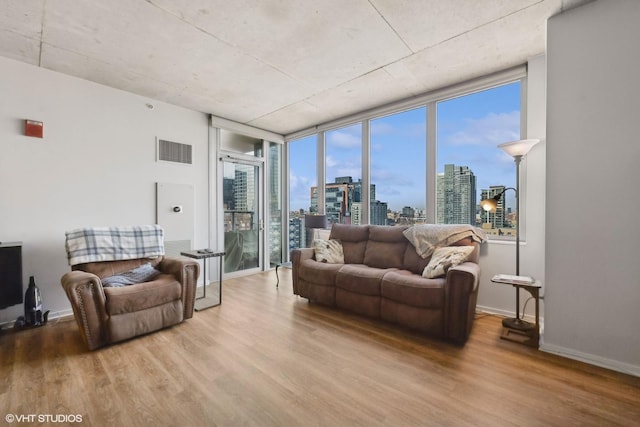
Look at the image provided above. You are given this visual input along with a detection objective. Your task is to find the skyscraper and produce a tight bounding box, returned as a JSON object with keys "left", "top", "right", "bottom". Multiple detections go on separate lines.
{"left": 370, "top": 200, "right": 388, "bottom": 225}
{"left": 436, "top": 164, "right": 477, "bottom": 225}
{"left": 311, "top": 177, "right": 376, "bottom": 225}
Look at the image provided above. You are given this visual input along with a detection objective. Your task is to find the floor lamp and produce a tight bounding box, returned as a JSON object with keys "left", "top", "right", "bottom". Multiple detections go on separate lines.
{"left": 480, "top": 138, "right": 539, "bottom": 331}
{"left": 304, "top": 214, "right": 328, "bottom": 248}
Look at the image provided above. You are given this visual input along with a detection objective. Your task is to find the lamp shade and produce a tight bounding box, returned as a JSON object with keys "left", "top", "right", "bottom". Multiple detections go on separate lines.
{"left": 498, "top": 139, "right": 540, "bottom": 158}
{"left": 304, "top": 214, "right": 328, "bottom": 229}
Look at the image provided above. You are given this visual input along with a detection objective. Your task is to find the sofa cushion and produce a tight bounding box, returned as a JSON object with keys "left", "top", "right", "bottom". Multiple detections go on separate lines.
{"left": 312, "top": 239, "right": 344, "bottom": 264}
{"left": 422, "top": 246, "right": 474, "bottom": 278}
{"left": 381, "top": 270, "right": 445, "bottom": 309}
{"left": 336, "top": 289, "right": 380, "bottom": 318}
{"left": 102, "top": 263, "right": 162, "bottom": 287}
{"left": 402, "top": 245, "right": 430, "bottom": 275}
{"left": 336, "top": 264, "right": 388, "bottom": 296}
{"left": 329, "top": 224, "right": 369, "bottom": 264}
{"left": 104, "top": 274, "right": 181, "bottom": 315}
{"left": 363, "top": 225, "right": 408, "bottom": 269}
{"left": 299, "top": 258, "right": 344, "bottom": 286}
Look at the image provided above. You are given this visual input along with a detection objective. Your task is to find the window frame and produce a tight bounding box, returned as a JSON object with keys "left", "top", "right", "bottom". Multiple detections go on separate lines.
{"left": 285, "top": 66, "right": 529, "bottom": 258}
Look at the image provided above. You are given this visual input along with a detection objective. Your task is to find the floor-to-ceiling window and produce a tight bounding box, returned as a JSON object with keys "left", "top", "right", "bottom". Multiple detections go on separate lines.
{"left": 370, "top": 106, "right": 427, "bottom": 226}
{"left": 324, "top": 124, "right": 362, "bottom": 225}
{"left": 268, "top": 142, "right": 283, "bottom": 267}
{"left": 436, "top": 81, "right": 521, "bottom": 238}
{"left": 285, "top": 70, "right": 525, "bottom": 259}
{"left": 288, "top": 135, "right": 317, "bottom": 250}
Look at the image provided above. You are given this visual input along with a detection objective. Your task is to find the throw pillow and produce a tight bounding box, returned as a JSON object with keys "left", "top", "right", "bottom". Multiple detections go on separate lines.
{"left": 102, "top": 263, "right": 162, "bottom": 287}
{"left": 422, "top": 246, "right": 474, "bottom": 279}
{"left": 313, "top": 239, "right": 345, "bottom": 264}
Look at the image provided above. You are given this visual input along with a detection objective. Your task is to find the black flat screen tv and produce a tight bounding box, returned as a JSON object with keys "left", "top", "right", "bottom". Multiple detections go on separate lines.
{"left": 0, "top": 242, "right": 23, "bottom": 309}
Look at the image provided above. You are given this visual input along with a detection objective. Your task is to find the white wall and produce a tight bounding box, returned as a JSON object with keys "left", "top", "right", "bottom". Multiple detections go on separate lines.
{"left": 545, "top": 0, "right": 640, "bottom": 375}
{"left": 0, "top": 57, "right": 211, "bottom": 324}
{"left": 476, "top": 54, "right": 547, "bottom": 322}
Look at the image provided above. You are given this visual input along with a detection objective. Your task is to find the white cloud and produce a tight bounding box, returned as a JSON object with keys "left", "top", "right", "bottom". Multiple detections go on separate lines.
{"left": 325, "top": 155, "right": 338, "bottom": 168}
{"left": 289, "top": 169, "right": 314, "bottom": 192}
{"left": 327, "top": 129, "right": 361, "bottom": 148}
{"left": 446, "top": 111, "right": 520, "bottom": 147}
{"left": 370, "top": 121, "right": 395, "bottom": 136}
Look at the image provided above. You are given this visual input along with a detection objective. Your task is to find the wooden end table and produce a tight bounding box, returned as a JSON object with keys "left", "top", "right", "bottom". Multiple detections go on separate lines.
{"left": 491, "top": 275, "right": 542, "bottom": 348}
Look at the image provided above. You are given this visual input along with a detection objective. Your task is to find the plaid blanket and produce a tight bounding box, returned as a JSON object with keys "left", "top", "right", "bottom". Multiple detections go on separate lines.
{"left": 65, "top": 225, "right": 165, "bottom": 266}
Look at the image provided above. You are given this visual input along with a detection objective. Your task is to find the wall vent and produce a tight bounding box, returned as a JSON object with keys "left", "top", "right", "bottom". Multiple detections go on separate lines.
{"left": 157, "top": 139, "right": 192, "bottom": 165}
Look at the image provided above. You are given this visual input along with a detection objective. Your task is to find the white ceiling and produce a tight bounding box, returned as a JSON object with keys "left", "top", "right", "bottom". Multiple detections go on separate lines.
{"left": 1, "top": 0, "right": 590, "bottom": 136}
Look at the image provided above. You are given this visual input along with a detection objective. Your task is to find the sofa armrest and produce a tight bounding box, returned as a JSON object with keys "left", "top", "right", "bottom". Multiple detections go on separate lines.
{"left": 158, "top": 256, "right": 200, "bottom": 320}
{"left": 61, "top": 271, "right": 109, "bottom": 350}
{"left": 290, "top": 248, "right": 314, "bottom": 295}
{"left": 444, "top": 261, "right": 481, "bottom": 343}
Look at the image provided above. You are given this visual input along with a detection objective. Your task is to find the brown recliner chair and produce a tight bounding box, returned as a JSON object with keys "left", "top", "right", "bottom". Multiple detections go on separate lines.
{"left": 61, "top": 226, "right": 199, "bottom": 350}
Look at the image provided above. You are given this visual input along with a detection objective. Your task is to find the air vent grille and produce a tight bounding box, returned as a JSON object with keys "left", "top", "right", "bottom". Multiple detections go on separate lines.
{"left": 158, "top": 139, "right": 192, "bottom": 165}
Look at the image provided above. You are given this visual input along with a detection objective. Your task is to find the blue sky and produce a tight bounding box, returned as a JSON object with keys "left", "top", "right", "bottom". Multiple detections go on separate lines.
{"left": 289, "top": 82, "right": 521, "bottom": 212}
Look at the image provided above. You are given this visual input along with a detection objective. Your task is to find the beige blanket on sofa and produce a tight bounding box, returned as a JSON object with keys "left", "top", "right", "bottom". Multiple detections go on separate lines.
{"left": 403, "top": 224, "right": 487, "bottom": 259}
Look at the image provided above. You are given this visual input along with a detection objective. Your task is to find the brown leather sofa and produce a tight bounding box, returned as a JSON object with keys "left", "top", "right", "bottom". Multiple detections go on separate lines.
{"left": 61, "top": 256, "right": 199, "bottom": 350}
{"left": 291, "top": 224, "right": 481, "bottom": 343}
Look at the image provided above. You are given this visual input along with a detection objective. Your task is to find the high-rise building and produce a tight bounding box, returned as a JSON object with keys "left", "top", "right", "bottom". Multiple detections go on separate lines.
{"left": 436, "top": 164, "right": 477, "bottom": 225}
{"left": 316, "top": 181, "right": 351, "bottom": 224}
{"left": 370, "top": 200, "right": 388, "bottom": 225}
{"left": 351, "top": 202, "right": 362, "bottom": 225}
{"left": 311, "top": 177, "right": 376, "bottom": 225}
{"left": 234, "top": 169, "right": 248, "bottom": 211}
{"left": 401, "top": 206, "right": 415, "bottom": 218}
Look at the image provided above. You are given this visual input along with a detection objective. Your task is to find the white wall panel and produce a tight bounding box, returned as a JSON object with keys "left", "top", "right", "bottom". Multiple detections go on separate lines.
{"left": 545, "top": 0, "right": 640, "bottom": 375}
{"left": 0, "top": 57, "right": 210, "bottom": 324}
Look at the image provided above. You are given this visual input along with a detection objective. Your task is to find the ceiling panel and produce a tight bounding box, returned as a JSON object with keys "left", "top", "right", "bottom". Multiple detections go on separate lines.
{"left": 370, "top": 0, "right": 542, "bottom": 52}
{"left": 148, "top": 0, "right": 412, "bottom": 89}
{"left": 0, "top": 0, "right": 590, "bottom": 136}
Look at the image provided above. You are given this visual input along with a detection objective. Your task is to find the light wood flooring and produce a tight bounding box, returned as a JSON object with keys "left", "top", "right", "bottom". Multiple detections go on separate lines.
{"left": 1, "top": 270, "right": 639, "bottom": 426}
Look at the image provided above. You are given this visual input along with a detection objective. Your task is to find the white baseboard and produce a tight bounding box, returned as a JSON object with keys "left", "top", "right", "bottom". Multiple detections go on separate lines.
{"left": 0, "top": 308, "right": 74, "bottom": 329}
{"left": 540, "top": 341, "right": 640, "bottom": 378}
{"left": 476, "top": 304, "right": 542, "bottom": 326}
{"left": 476, "top": 304, "right": 638, "bottom": 378}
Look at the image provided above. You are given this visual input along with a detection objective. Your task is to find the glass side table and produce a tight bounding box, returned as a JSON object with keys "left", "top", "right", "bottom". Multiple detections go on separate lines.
{"left": 181, "top": 249, "right": 225, "bottom": 311}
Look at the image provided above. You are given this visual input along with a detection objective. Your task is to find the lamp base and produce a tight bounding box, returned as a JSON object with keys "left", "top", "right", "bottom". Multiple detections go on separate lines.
{"left": 502, "top": 317, "right": 535, "bottom": 331}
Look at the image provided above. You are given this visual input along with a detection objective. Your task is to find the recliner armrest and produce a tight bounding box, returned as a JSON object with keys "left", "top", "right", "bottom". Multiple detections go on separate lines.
{"left": 158, "top": 256, "right": 200, "bottom": 319}
{"left": 444, "top": 261, "right": 481, "bottom": 343}
{"left": 61, "top": 271, "right": 108, "bottom": 350}
{"left": 291, "top": 248, "right": 314, "bottom": 295}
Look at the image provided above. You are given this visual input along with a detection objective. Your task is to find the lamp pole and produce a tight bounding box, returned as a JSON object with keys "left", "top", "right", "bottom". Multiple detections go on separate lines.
{"left": 514, "top": 155, "right": 522, "bottom": 277}
{"left": 512, "top": 155, "right": 523, "bottom": 327}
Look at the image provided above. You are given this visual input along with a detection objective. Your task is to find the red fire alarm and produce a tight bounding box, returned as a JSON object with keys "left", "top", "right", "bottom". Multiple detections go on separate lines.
{"left": 25, "top": 120, "right": 44, "bottom": 138}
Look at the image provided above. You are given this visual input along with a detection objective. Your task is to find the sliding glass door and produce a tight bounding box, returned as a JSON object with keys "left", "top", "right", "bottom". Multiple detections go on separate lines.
{"left": 222, "top": 159, "right": 262, "bottom": 274}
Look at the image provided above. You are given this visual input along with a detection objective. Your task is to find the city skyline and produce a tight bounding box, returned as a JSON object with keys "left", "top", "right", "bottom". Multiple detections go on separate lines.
{"left": 289, "top": 81, "right": 521, "bottom": 213}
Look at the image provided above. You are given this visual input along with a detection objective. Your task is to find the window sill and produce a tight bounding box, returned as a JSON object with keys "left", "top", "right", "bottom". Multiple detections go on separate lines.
{"left": 485, "top": 239, "right": 527, "bottom": 246}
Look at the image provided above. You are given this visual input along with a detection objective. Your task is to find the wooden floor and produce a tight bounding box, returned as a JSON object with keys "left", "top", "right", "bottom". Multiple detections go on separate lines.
{"left": 1, "top": 270, "right": 639, "bottom": 427}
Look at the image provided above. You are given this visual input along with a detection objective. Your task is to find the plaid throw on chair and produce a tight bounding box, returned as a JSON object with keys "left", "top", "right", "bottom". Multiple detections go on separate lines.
{"left": 65, "top": 225, "right": 165, "bottom": 266}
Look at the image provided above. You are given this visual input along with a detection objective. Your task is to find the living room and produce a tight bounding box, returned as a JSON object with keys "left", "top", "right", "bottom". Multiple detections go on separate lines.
{"left": 1, "top": 0, "right": 639, "bottom": 425}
